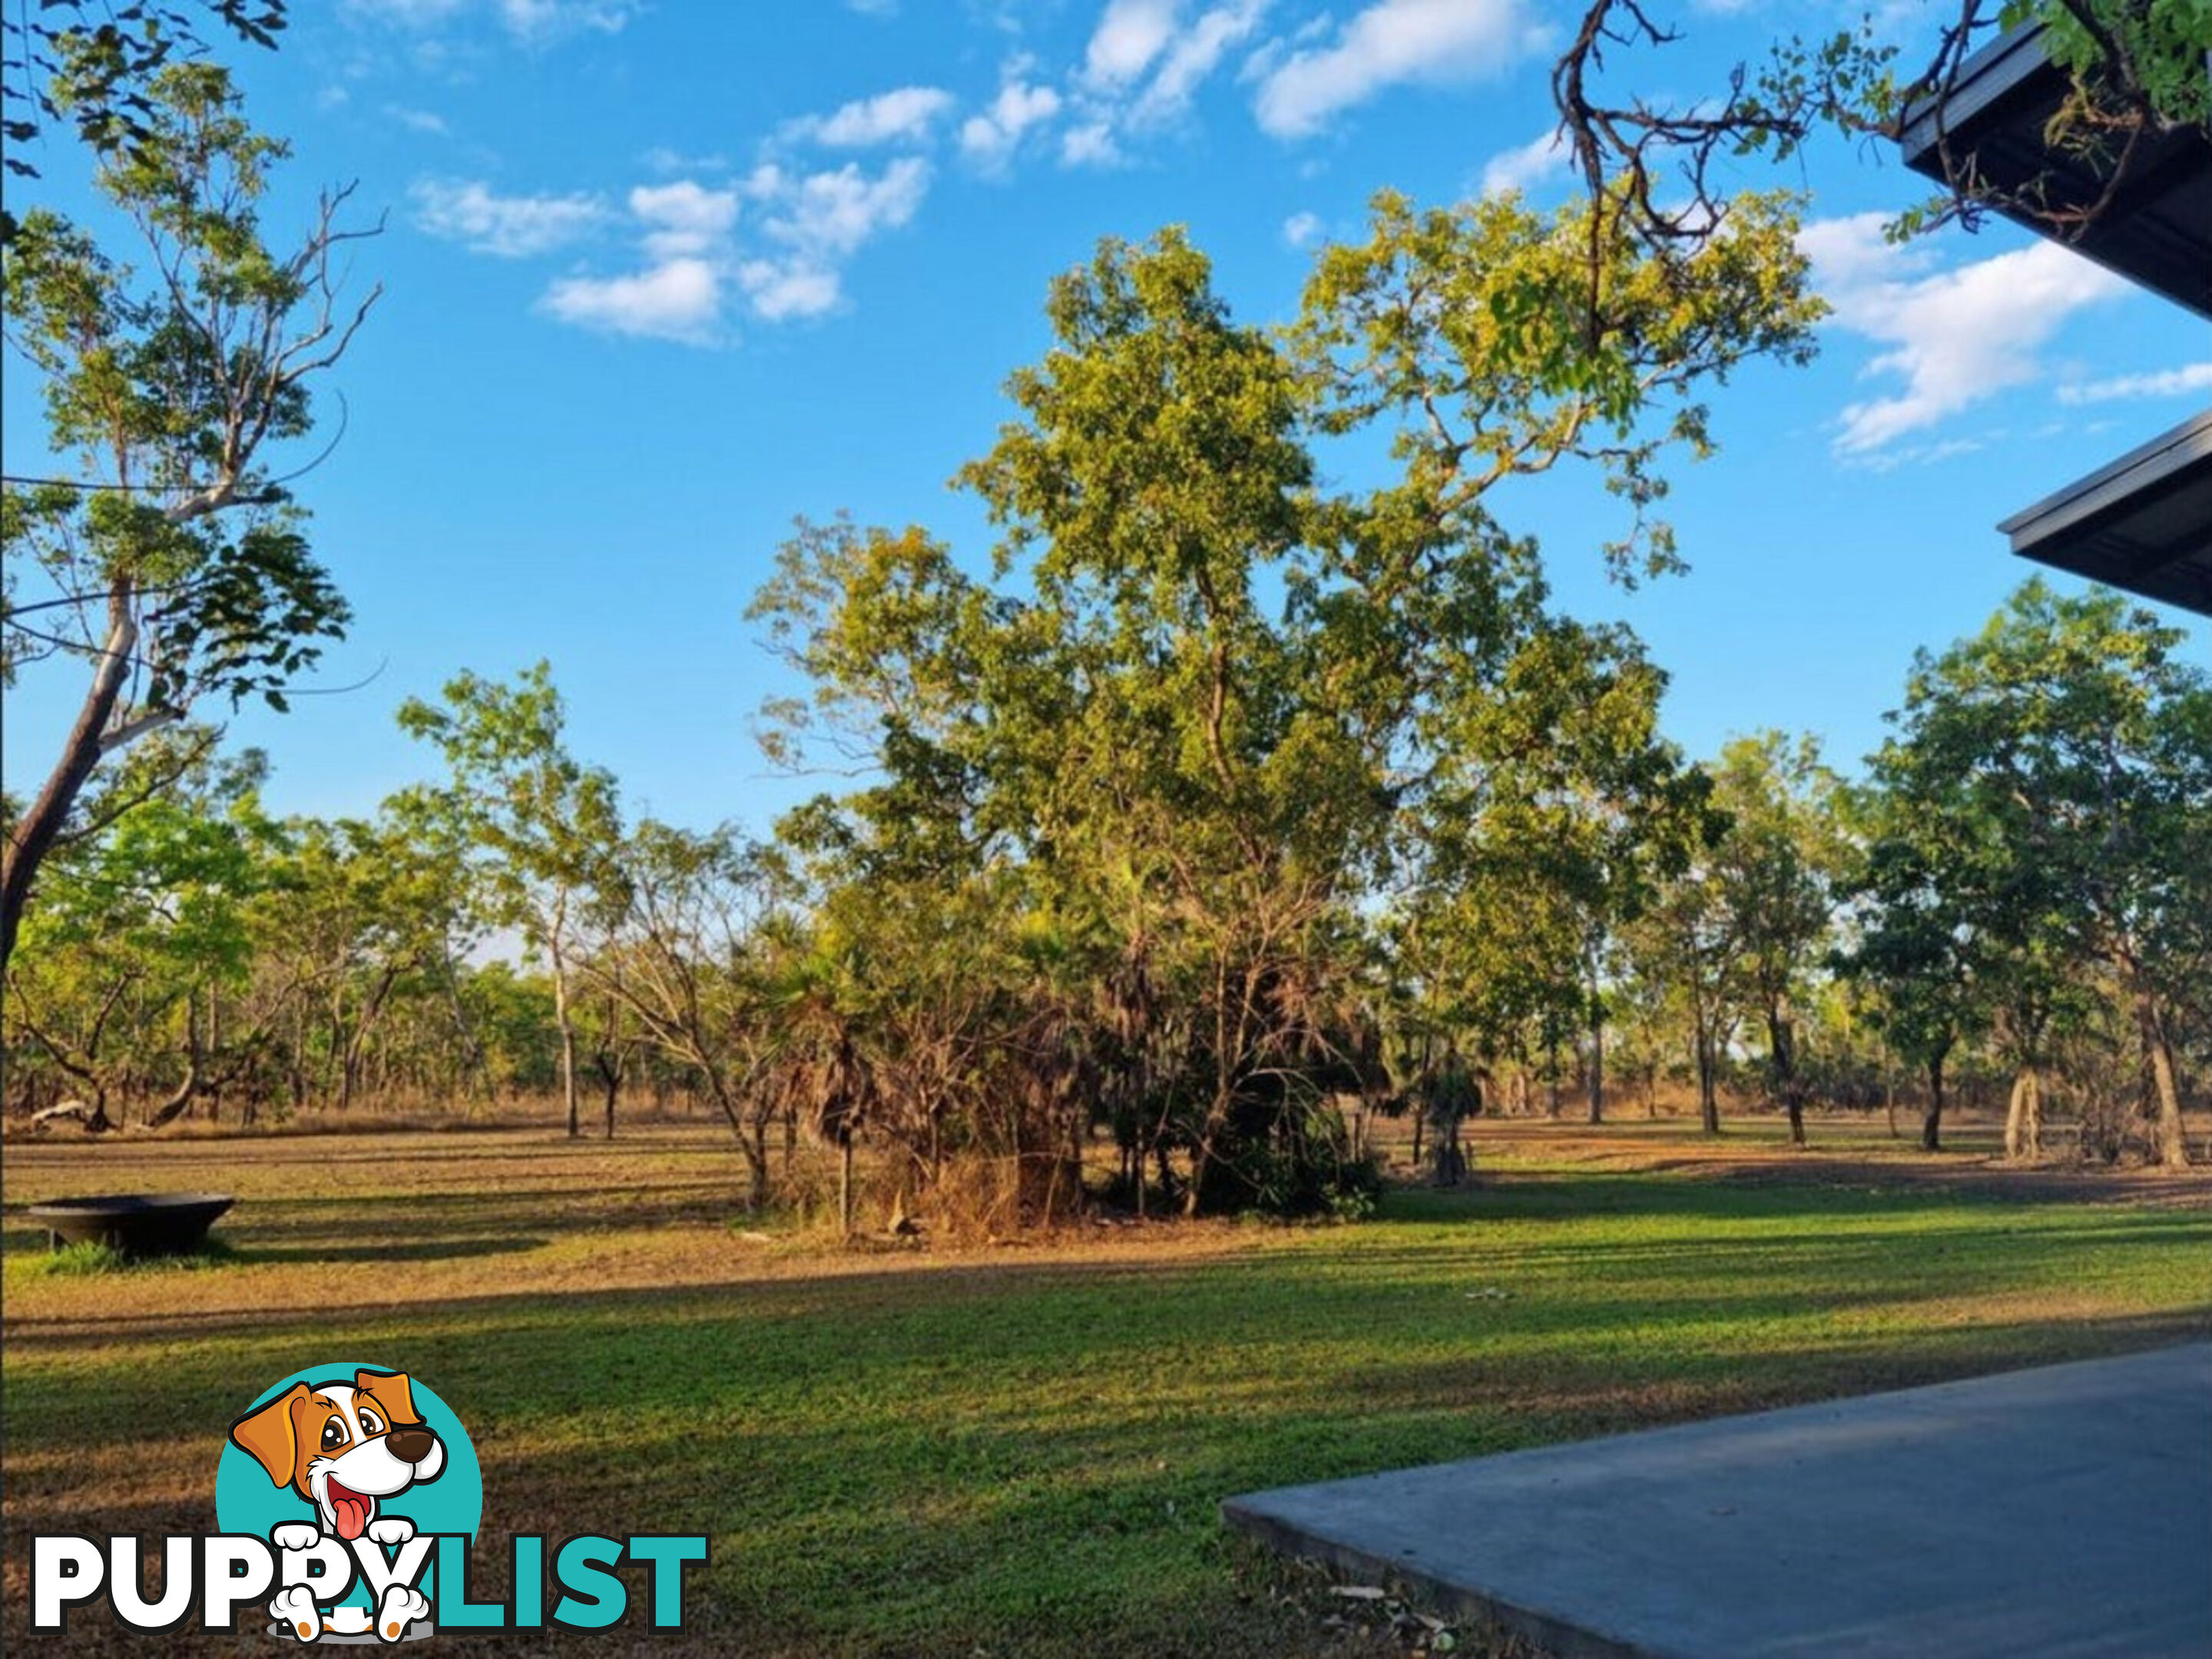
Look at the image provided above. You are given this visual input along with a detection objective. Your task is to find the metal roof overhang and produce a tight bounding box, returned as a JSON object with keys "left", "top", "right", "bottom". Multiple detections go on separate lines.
{"left": 1996, "top": 412, "right": 2212, "bottom": 614}
{"left": 1897, "top": 26, "right": 2212, "bottom": 617}
{"left": 1896, "top": 27, "right": 2212, "bottom": 320}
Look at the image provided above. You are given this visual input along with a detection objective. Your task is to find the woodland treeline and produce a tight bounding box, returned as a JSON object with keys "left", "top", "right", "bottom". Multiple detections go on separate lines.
{"left": 5, "top": 48, "right": 2208, "bottom": 1227}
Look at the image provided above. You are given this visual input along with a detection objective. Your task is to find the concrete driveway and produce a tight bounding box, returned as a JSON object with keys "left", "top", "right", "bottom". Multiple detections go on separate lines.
{"left": 1224, "top": 1343, "right": 2212, "bottom": 1657}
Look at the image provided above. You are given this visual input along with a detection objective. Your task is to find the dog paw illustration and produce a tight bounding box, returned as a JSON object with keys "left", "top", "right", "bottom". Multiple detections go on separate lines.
{"left": 376, "top": 1583, "right": 430, "bottom": 1642}
{"left": 270, "top": 1584, "right": 321, "bottom": 1643}
{"left": 272, "top": 1522, "right": 322, "bottom": 1552}
{"left": 366, "top": 1516, "right": 416, "bottom": 1545}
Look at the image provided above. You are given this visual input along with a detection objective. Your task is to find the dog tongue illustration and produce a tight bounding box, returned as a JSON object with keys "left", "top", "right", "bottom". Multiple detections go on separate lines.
{"left": 329, "top": 1482, "right": 371, "bottom": 1541}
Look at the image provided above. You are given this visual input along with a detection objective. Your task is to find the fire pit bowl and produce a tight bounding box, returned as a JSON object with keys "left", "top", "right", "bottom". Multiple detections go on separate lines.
{"left": 24, "top": 1193, "right": 235, "bottom": 1257}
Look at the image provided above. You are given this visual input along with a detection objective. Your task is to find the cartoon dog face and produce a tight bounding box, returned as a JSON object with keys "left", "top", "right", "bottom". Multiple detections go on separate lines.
{"left": 230, "top": 1370, "right": 446, "bottom": 1541}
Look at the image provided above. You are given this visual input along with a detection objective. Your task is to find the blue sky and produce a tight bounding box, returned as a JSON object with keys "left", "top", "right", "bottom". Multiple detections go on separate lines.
{"left": 6, "top": 0, "right": 2207, "bottom": 836}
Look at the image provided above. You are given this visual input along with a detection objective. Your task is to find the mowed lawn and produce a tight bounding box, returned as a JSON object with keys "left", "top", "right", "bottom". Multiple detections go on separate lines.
{"left": 5, "top": 1116, "right": 2210, "bottom": 1657}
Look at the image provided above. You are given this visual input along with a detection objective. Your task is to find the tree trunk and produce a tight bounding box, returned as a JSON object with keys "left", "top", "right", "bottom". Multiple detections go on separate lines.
{"left": 1922, "top": 1053, "right": 1946, "bottom": 1152}
{"left": 1545, "top": 1041, "right": 1562, "bottom": 1120}
{"left": 1767, "top": 1006, "right": 1804, "bottom": 1145}
{"left": 551, "top": 934, "right": 580, "bottom": 1139}
{"left": 1587, "top": 1006, "right": 1605, "bottom": 1125}
{"left": 0, "top": 587, "right": 144, "bottom": 988}
{"left": 1696, "top": 1028, "right": 1720, "bottom": 1135}
{"left": 839, "top": 1135, "right": 855, "bottom": 1237}
{"left": 144, "top": 1002, "right": 204, "bottom": 1130}
{"left": 2130, "top": 980, "right": 2188, "bottom": 1169}
{"left": 2004, "top": 1065, "right": 2042, "bottom": 1161}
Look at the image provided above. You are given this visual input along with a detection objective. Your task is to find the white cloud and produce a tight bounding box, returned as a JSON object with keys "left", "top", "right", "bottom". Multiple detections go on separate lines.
{"left": 2056, "top": 362, "right": 2212, "bottom": 406}
{"left": 631, "top": 180, "right": 740, "bottom": 260}
{"left": 1127, "top": 1, "right": 1267, "bottom": 127}
{"left": 959, "top": 79, "right": 1064, "bottom": 171}
{"left": 1085, "top": 0, "right": 1181, "bottom": 87}
{"left": 737, "top": 262, "right": 845, "bottom": 322}
{"left": 1062, "top": 1, "right": 1266, "bottom": 165}
{"left": 1480, "top": 126, "right": 1568, "bottom": 197}
{"left": 412, "top": 177, "right": 609, "bottom": 257}
{"left": 1062, "top": 121, "right": 1126, "bottom": 167}
{"left": 1799, "top": 214, "right": 2130, "bottom": 456}
{"left": 541, "top": 258, "right": 721, "bottom": 343}
{"left": 1253, "top": 0, "right": 1536, "bottom": 138}
{"left": 792, "top": 85, "right": 957, "bottom": 148}
{"left": 1283, "top": 210, "right": 1322, "bottom": 247}
{"left": 733, "top": 157, "right": 933, "bottom": 320}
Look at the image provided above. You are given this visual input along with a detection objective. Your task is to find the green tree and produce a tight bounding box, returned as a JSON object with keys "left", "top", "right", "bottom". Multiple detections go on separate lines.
{"left": 1869, "top": 581, "right": 2210, "bottom": 1167}
{"left": 1709, "top": 732, "right": 1849, "bottom": 1145}
{"left": 755, "top": 195, "right": 1818, "bottom": 1218}
{"left": 5, "top": 737, "right": 278, "bottom": 1129}
{"left": 2, "top": 56, "right": 375, "bottom": 983}
{"left": 398, "top": 663, "right": 623, "bottom": 1138}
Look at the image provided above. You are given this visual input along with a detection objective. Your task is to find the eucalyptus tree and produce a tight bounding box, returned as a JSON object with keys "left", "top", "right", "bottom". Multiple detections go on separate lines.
{"left": 2, "top": 57, "right": 376, "bottom": 982}
{"left": 398, "top": 663, "right": 623, "bottom": 1138}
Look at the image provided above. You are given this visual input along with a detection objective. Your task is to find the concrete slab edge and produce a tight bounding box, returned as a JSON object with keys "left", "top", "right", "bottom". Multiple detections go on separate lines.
{"left": 1221, "top": 1495, "right": 1661, "bottom": 1659}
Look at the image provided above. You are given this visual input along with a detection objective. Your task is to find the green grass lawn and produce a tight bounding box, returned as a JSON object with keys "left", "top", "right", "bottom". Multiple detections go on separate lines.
{"left": 5, "top": 1119, "right": 2210, "bottom": 1656}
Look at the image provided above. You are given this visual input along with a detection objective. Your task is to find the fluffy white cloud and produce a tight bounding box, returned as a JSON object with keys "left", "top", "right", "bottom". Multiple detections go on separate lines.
{"left": 631, "top": 180, "right": 740, "bottom": 260}
{"left": 412, "top": 178, "right": 608, "bottom": 257}
{"left": 1282, "top": 210, "right": 1322, "bottom": 247}
{"left": 1126, "top": 1, "right": 1266, "bottom": 126}
{"left": 1480, "top": 126, "right": 1568, "bottom": 197}
{"left": 1253, "top": 0, "right": 1536, "bottom": 138}
{"left": 959, "top": 80, "right": 1064, "bottom": 170}
{"left": 734, "top": 157, "right": 933, "bottom": 320}
{"left": 1062, "top": 121, "right": 1126, "bottom": 167}
{"left": 1799, "top": 213, "right": 2130, "bottom": 456}
{"left": 541, "top": 257, "right": 720, "bottom": 342}
{"left": 1063, "top": 1, "right": 1264, "bottom": 165}
{"left": 1084, "top": 0, "right": 1181, "bottom": 86}
{"left": 2056, "top": 362, "right": 2212, "bottom": 406}
{"left": 792, "top": 85, "right": 957, "bottom": 148}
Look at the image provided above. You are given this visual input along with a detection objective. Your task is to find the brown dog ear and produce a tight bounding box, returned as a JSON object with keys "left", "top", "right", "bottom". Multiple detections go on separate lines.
{"left": 356, "top": 1369, "right": 421, "bottom": 1426}
{"left": 230, "top": 1383, "right": 311, "bottom": 1488}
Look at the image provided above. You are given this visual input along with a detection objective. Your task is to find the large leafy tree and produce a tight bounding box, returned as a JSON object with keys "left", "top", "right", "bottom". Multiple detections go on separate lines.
{"left": 1869, "top": 581, "right": 2210, "bottom": 1167}
{"left": 2, "top": 55, "right": 376, "bottom": 983}
{"left": 756, "top": 190, "right": 1820, "bottom": 1215}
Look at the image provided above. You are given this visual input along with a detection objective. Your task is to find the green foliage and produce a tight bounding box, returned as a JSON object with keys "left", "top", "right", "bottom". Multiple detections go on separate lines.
{"left": 751, "top": 197, "right": 1817, "bottom": 1214}
{"left": 1861, "top": 580, "right": 2212, "bottom": 1162}
{"left": 2, "top": 51, "right": 370, "bottom": 982}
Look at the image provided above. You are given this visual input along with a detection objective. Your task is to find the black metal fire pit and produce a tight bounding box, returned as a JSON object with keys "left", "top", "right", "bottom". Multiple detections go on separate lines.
{"left": 24, "top": 1193, "right": 235, "bottom": 1257}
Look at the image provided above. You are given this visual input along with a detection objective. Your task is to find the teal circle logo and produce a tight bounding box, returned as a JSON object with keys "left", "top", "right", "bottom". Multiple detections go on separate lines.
{"left": 215, "top": 1363, "right": 481, "bottom": 1624}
